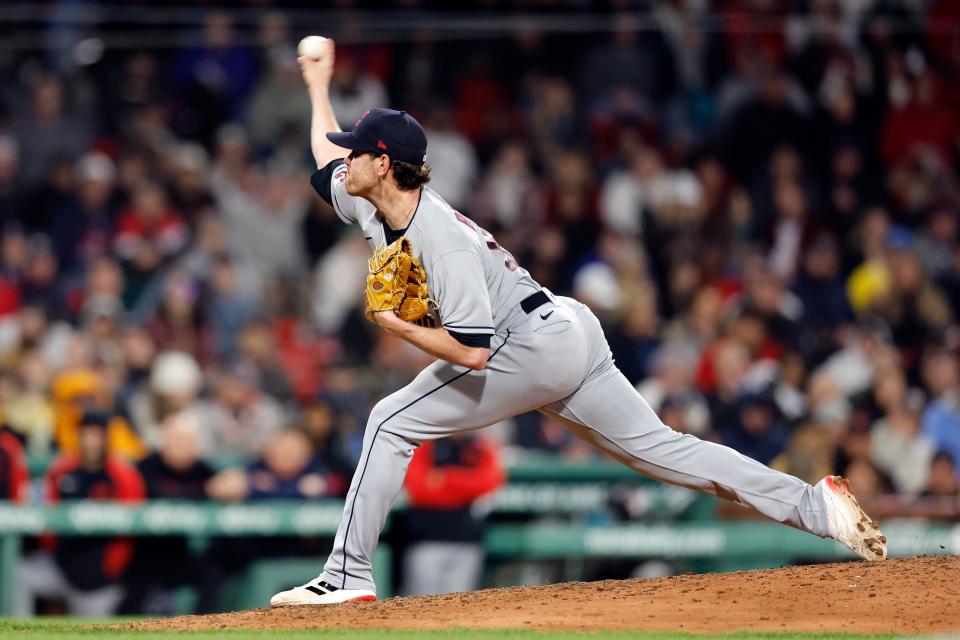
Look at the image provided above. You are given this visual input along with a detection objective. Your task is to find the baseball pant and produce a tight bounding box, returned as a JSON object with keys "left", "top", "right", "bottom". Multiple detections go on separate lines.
{"left": 15, "top": 552, "right": 124, "bottom": 617}
{"left": 401, "top": 542, "right": 484, "bottom": 596}
{"left": 320, "top": 296, "right": 830, "bottom": 592}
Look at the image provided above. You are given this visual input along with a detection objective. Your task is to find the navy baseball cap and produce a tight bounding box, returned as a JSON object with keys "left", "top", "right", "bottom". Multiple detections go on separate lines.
{"left": 327, "top": 108, "right": 428, "bottom": 166}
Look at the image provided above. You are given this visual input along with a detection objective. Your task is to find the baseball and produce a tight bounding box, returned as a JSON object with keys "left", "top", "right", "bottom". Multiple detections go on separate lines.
{"left": 297, "top": 35, "right": 328, "bottom": 59}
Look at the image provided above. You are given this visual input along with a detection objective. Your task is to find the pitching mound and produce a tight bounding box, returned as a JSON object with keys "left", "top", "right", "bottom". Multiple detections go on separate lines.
{"left": 126, "top": 556, "right": 958, "bottom": 635}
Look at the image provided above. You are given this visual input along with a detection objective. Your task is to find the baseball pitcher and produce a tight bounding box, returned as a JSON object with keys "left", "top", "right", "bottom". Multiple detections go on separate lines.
{"left": 271, "top": 39, "right": 886, "bottom": 606}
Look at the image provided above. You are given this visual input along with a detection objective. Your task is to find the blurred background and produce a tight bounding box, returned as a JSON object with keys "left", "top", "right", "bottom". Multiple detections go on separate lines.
{"left": 0, "top": 0, "right": 959, "bottom": 618}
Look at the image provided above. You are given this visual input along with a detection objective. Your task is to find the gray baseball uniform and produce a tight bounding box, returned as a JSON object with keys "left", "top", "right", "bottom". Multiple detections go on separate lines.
{"left": 311, "top": 161, "right": 831, "bottom": 593}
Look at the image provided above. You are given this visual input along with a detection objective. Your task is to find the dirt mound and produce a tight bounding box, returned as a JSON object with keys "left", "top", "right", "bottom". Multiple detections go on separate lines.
{"left": 126, "top": 556, "right": 958, "bottom": 634}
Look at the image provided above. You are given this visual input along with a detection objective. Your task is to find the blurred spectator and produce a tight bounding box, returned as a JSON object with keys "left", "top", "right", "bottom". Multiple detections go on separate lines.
{"left": 453, "top": 51, "right": 514, "bottom": 152}
{"left": 398, "top": 435, "right": 505, "bottom": 596}
{"left": 0, "top": 426, "right": 28, "bottom": 502}
{"left": 246, "top": 47, "right": 311, "bottom": 156}
{"left": 16, "top": 411, "right": 145, "bottom": 616}
{"left": 697, "top": 312, "right": 777, "bottom": 395}
{"left": 716, "top": 392, "right": 790, "bottom": 465}
{"left": 601, "top": 146, "right": 703, "bottom": 236}
{"left": 921, "top": 380, "right": 960, "bottom": 477}
{"left": 2, "top": 349, "right": 55, "bottom": 455}
{"left": 205, "top": 255, "right": 256, "bottom": 358}
{"left": 766, "top": 178, "right": 811, "bottom": 283}
{"left": 607, "top": 293, "right": 661, "bottom": 384}
{"left": 21, "top": 235, "right": 62, "bottom": 315}
{"left": 773, "top": 351, "right": 808, "bottom": 424}
{"left": 723, "top": 69, "right": 811, "bottom": 179}
{"left": 812, "top": 320, "right": 898, "bottom": 401}
{"left": 0, "top": 136, "right": 22, "bottom": 226}
{"left": 234, "top": 321, "right": 292, "bottom": 403}
{"left": 526, "top": 76, "right": 578, "bottom": 156}
{"left": 126, "top": 351, "right": 203, "bottom": 452}
{"left": 329, "top": 49, "right": 389, "bottom": 130}
{"left": 145, "top": 270, "right": 211, "bottom": 364}
{"left": 114, "top": 181, "right": 189, "bottom": 306}
{"left": 421, "top": 105, "right": 478, "bottom": 211}
{"left": 123, "top": 413, "right": 221, "bottom": 615}
{"left": 473, "top": 140, "right": 543, "bottom": 231}
{"left": 172, "top": 11, "right": 257, "bottom": 145}
{"left": 581, "top": 14, "right": 673, "bottom": 113}
{"left": 211, "top": 159, "right": 309, "bottom": 279}
{"left": 299, "top": 399, "right": 353, "bottom": 487}
{"left": 177, "top": 212, "right": 261, "bottom": 300}
{"left": 776, "top": 424, "right": 835, "bottom": 484}
{"left": 137, "top": 412, "right": 215, "bottom": 499}
{"left": 874, "top": 237, "right": 953, "bottom": 364}
{"left": 923, "top": 451, "right": 958, "bottom": 497}
{"left": 845, "top": 208, "right": 892, "bottom": 313}
{"left": 914, "top": 208, "right": 957, "bottom": 279}
{"left": 792, "top": 234, "right": 852, "bottom": 354}
{"left": 51, "top": 369, "right": 144, "bottom": 460}
{"left": 48, "top": 152, "right": 118, "bottom": 273}
{"left": 208, "top": 427, "right": 344, "bottom": 503}
{"left": 0, "top": 225, "right": 26, "bottom": 316}
{"left": 13, "top": 75, "right": 91, "bottom": 187}
{"left": 880, "top": 70, "right": 958, "bottom": 171}
{"left": 205, "top": 369, "right": 285, "bottom": 458}
{"left": 662, "top": 286, "right": 722, "bottom": 352}
{"left": 637, "top": 344, "right": 710, "bottom": 437}
{"left": 868, "top": 371, "right": 933, "bottom": 494}
{"left": 311, "top": 232, "right": 370, "bottom": 336}
{"left": 572, "top": 262, "right": 621, "bottom": 319}
{"left": 253, "top": 427, "right": 343, "bottom": 499}
{"left": 165, "top": 143, "right": 215, "bottom": 224}
{"left": 842, "top": 457, "right": 893, "bottom": 498}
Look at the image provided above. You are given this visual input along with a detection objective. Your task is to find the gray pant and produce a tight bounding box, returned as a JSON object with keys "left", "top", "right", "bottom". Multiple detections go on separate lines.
{"left": 321, "top": 296, "right": 829, "bottom": 592}
{"left": 16, "top": 553, "right": 124, "bottom": 617}
{"left": 401, "top": 542, "right": 484, "bottom": 596}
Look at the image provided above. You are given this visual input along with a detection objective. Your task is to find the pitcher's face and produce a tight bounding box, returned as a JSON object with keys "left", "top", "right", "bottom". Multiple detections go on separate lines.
{"left": 344, "top": 150, "right": 381, "bottom": 196}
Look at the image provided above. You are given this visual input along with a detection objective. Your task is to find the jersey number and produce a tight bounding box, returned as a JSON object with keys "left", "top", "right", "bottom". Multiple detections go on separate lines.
{"left": 453, "top": 211, "right": 518, "bottom": 272}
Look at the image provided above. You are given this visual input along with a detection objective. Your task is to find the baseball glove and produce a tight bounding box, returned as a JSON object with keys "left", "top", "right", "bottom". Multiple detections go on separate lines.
{"left": 364, "top": 236, "right": 437, "bottom": 324}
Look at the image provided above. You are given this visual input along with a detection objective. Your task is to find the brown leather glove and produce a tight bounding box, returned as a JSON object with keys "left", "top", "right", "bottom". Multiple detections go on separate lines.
{"left": 364, "top": 237, "right": 437, "bottom": 323}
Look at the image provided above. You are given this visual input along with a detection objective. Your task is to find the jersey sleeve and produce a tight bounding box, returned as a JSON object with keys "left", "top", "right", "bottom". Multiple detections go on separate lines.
{"left": 310, "top": 158, "right": 361, "bottom": 225}
{"left": 432, "top": 250, "right": 495, "bottom": 345}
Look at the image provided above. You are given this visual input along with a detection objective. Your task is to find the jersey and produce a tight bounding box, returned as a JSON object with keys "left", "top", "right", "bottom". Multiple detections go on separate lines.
{"left": 312, "top": 160, "right": 542, "bottom": 348}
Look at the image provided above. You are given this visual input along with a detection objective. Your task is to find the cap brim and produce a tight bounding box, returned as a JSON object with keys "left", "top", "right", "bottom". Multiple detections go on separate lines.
{"left": 326, "top": 132, "right": 369, "bottom": 151}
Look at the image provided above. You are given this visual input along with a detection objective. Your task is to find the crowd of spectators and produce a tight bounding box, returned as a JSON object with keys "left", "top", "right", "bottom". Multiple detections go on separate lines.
{"left": 2, "top": 0, "right": 960, "bottom": 611}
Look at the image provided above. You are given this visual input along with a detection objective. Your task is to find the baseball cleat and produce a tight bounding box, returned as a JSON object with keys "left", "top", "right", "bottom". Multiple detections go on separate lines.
{"left": 270, "top": 578, "right": 376, "bottom": 606}
{"left": 818, "top": 475, "right": 887, "bottom": 561}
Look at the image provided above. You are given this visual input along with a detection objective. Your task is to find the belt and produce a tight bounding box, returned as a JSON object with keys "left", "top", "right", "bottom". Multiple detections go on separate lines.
{"left": 520, "top": 290, "right": 550, "bottom": 314}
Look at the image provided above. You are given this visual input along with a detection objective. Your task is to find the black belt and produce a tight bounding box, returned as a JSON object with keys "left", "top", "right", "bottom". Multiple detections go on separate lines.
{"left": 520, "top": 290, "right": 550, "bottom": 314}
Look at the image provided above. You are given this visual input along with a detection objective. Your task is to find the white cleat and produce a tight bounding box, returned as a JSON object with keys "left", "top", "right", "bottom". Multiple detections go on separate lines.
{"left": 818, "top": 475, "right": 887, "bottom": 561}
{"left": 270, "top": 578, "right": 376, "bottom": 606}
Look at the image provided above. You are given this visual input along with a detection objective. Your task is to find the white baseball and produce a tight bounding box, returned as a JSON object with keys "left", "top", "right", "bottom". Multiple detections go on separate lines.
{"left": 297, "top": 35, "right": 328, "bottom": 59}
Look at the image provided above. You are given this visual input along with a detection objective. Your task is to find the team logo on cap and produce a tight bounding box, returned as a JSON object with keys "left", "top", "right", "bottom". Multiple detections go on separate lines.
{"left": 377, "top": 140, "right": 388, "bottom": 150}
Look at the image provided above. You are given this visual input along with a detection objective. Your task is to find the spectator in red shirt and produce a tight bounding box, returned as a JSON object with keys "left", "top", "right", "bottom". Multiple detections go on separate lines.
{"left": 880, "top": 71, "right": 959, "bottom": 171}
{"left": 113, "top": 181, "right": 188, "bottom": 306}
{"left": 16, "top": 411, "right": 145, "bottom": 616}
{"left": 0, "top": 426, "right": 28, "bottom": 503}
{"left": 397, "top": 435, "right": 505, "bottom": 596}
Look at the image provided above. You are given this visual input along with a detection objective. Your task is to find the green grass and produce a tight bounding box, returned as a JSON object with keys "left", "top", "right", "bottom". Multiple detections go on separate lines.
{"left": 0, "top": 619, "right": 921, "bottom": 640}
